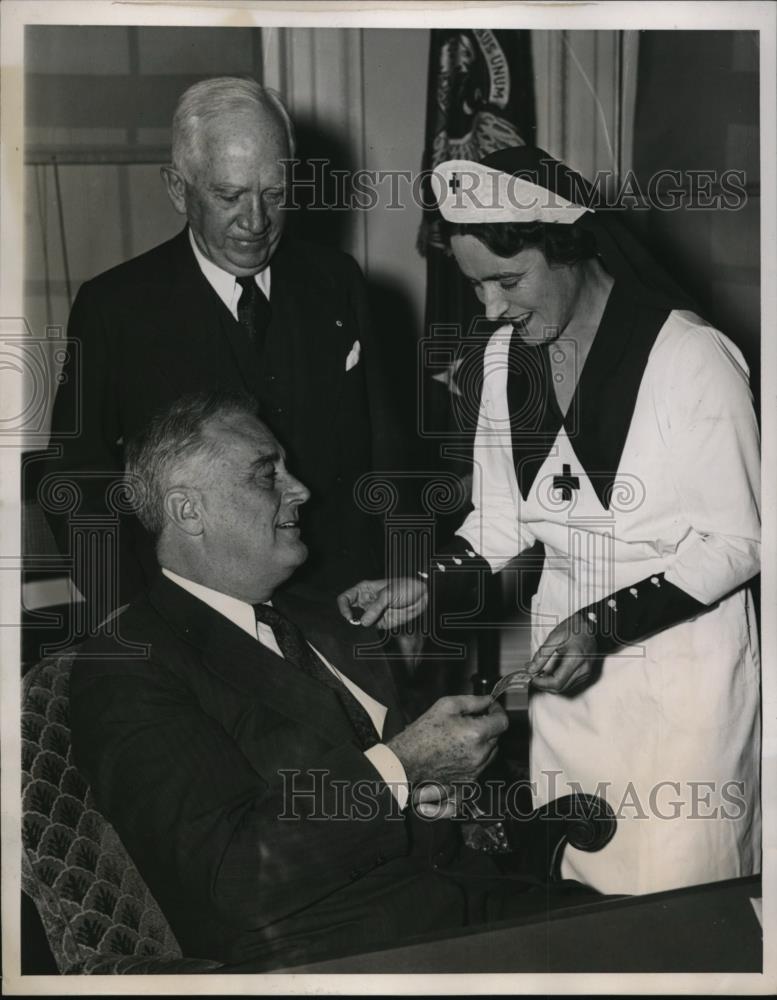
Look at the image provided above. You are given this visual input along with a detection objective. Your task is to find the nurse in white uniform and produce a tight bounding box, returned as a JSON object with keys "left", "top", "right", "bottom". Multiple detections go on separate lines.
{"left": 339, "top": 147, "right": 761, "bottom": 896}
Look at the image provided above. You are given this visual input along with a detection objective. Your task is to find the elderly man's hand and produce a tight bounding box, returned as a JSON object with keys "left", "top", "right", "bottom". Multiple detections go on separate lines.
{"left": 337, "top": 577, "right": 428, "bottom": 629}
{"left": 387, "top": 695, "right": 508, "bottom": 786}
{"left": 527, "top": 613, "right": 599, "bottom": 694}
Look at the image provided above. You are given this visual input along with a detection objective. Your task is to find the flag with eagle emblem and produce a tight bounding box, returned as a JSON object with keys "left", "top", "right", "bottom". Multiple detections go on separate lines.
{"left": 419, "top": 28, "right": 536, "bottom": 494}
{"left": 417, "top": 30, "right": 538, "bottom": 692}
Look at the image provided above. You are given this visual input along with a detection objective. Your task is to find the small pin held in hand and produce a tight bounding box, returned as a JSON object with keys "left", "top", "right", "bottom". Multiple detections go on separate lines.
{"left": 490, "top": 666, "right": 533, "bottom": 701}
{"left": 347, "top": 606, "right": 364, "bottom": 626}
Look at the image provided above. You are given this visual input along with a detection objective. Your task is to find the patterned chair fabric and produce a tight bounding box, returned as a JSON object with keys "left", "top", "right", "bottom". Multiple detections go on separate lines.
{"left": 21, "top": 649, "right": 221, "bottom": 974}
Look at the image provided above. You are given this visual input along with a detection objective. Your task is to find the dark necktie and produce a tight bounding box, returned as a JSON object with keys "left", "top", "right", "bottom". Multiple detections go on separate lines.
{"left": 236, "top": 275, "right": 272, "bottom": 356}
{"left": 253, "top": 603, "right": 380, "bottom": 751}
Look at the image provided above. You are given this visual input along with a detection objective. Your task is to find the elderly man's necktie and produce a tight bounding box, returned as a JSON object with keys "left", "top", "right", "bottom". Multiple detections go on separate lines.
{"left": 253, "top": 603, "right": 380, "bottom": 750}
{"left": 236, "top": 275, "right": 272, "bottom": 355}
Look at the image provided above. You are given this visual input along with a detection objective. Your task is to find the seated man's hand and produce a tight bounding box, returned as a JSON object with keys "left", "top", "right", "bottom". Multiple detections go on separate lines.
{"left": 386, "top": 695, "right": 508, "bottom": 786}
{"left": 337, "top": 577, "right": 428, "bottom": 629}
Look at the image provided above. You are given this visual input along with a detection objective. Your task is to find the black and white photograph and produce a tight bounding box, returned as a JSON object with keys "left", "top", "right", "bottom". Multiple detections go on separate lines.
{"left": 1, "top": 0, "right": 774, "bottom": 993}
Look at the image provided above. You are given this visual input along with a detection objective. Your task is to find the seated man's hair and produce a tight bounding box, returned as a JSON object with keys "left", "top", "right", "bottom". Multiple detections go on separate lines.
{"left": 124, "top": 390, "right": 259, "bottom": 539}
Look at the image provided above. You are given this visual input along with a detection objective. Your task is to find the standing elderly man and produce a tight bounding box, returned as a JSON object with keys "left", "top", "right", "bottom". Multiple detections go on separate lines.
{"left": 69, "top": 391, "right": 600, "bottom": 970}
{"left": 45, "top": 77, "right": 394, "bottom": 628}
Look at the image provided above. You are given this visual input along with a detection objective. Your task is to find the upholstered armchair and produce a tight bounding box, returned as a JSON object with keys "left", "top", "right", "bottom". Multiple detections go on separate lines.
{"left": 21, "top": 650, "right": 222, "bottom": 974}
{"left": 22, "top": 648, "right": 616, "bottom": 973}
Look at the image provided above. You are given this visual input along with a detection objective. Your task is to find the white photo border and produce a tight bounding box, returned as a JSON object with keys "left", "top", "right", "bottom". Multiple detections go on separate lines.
{"left": 2, "top": 1, "right": 775, "bottom": 995}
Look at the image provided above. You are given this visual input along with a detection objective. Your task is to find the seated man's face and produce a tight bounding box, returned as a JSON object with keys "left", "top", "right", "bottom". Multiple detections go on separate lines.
{"left": 197, "top": 412, "right": 310, "bottom": 600}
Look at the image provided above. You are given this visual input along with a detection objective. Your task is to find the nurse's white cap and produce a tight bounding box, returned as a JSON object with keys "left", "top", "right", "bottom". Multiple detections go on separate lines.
{"left": 432, "top": 158, "right": 593, "bottom": 225}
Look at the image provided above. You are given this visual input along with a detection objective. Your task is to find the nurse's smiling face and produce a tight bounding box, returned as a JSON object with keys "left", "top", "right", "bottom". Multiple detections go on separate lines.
{"left": 450, "top": 234, "right": 588, "bottom": 344}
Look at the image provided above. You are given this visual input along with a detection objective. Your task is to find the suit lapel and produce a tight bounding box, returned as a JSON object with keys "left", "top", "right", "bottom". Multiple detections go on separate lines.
{"left": 268, "top": 241, "right": 352, "bottom": 423}
{"left": 148, "top": 574, "right": 359, "bottom": 748}
{"left": 166, "top": 228, "right": 226, "bottom": 339}
{"left": 211, "top": 306, "right": 264, "bottom": 398}
{"left": 274, "top": 589, "right": 406, "bottom": 731}
{"left": 166, "top": 227, "right": 263, "bottom": 395}
{"left": 201, "top": 625, "right": 359, "bottom": 748}
{"left": 164, "top": 232, "right": 355, "bottom": 406}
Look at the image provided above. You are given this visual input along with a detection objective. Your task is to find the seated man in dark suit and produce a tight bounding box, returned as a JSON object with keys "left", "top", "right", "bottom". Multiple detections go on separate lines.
{"left": 70, "top": 390, "right": 597, "bottom": 970}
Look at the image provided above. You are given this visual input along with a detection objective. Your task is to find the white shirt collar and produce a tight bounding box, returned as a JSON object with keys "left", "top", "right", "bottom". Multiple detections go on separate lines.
{"left": 161, "top": 566, "right": 258, "bottom": 638}
{"left": 188, "top": 228, "right": 271, "bottom": 319}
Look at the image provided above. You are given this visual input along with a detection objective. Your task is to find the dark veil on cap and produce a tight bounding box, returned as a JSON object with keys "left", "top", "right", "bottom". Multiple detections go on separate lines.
{"left": 454, "top": 145, "right": 698, "bottom": 311}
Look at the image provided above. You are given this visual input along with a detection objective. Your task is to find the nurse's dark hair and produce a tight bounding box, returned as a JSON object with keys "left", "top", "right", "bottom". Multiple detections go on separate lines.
{"left": 124, "top": 389, "right": 262, "bottom": 539}
{"left": 441, "top": 218, "right": 598, "bottom": 266}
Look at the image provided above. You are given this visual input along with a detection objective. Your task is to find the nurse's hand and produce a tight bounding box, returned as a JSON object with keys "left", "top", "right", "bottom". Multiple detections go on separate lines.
{"left": 527, "top": 613, "right": 598, "bottom": 694}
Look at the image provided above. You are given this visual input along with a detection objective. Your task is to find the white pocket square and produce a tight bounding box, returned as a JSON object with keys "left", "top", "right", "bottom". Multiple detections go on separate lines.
{"left": 345, "top": 340, "right": 361, "bottom": 371}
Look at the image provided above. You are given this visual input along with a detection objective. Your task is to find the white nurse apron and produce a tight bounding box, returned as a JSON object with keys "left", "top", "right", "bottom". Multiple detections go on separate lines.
{"left": 457, "top": 310, "right": 761, "bottom": 895}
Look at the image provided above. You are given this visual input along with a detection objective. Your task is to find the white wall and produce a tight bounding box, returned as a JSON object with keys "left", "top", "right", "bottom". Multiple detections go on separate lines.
{"left": 264, "top": 27, "right": 429, "bottom": 334}
{"left": 362, "top": 29, "right": 429, "bottom": 334}
{"left": 25, "top": 25, "right": 263, "bottom": 438}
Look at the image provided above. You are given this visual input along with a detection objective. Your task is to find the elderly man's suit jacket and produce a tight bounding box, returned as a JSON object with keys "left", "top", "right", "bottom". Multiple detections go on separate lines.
{"left": 45, "top": 229, "right": 398, "bottom": 608}
{"left": 70, "top": 575, "right": 491, "bottom": 968}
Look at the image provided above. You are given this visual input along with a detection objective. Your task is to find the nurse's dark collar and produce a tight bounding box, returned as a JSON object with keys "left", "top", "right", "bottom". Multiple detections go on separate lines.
{"left": 507, "top": 281, "right": 670, "bottom": 509}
